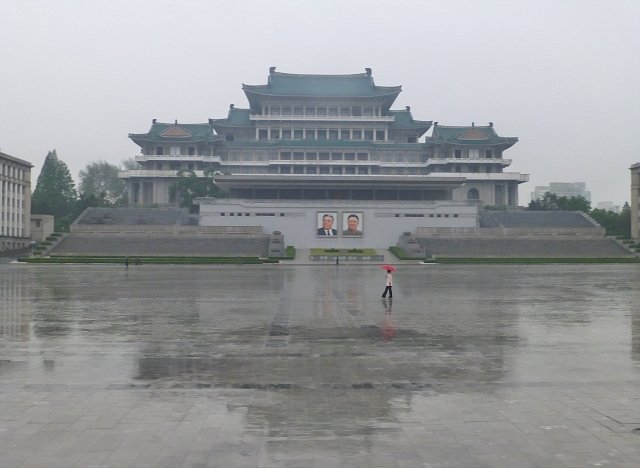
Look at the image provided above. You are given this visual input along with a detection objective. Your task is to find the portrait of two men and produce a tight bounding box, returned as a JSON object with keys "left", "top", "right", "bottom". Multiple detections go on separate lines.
{"left": 317, "top": 212, "right": 363, "bottom": 237}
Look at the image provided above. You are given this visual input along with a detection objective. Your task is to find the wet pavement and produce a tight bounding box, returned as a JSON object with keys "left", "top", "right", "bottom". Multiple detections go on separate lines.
{"left": 1, "top": 263, "right": 640, "bottom": 467}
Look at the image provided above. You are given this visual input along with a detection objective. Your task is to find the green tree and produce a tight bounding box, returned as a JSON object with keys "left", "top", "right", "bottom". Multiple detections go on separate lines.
{"left": 121, "top": 157, "right": 140, "bottom": 170}
{"left": 529, "top": 192, "right": 591, "bottom": 212}
{"left": 78, "top": 160, "right": 126, "bottom": 203}
{"left": 169, "top": 170, "right": 225, "bottom": 212}
{"left": 591, "top": 203, "right": 631, "bottom": 237}
{"left": 32, "top": 150, "right": 78, "bottom": 229}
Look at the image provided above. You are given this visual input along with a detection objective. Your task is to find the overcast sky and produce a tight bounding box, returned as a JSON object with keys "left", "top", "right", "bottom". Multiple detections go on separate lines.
{"left": 1, "top": 0, "right": 638, "bottom": 206}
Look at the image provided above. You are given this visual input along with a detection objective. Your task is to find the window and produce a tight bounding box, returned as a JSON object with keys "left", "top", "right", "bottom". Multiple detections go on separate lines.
{"left": 225, "top": 134, "right": 234, "bottom": 141}
{"left": 485, "top": 150, "right": 493, "bottom": 158}
{"left": 376, "top": 130, "right": 385, "bottom": 141}
{"left": 328, "top": 107, "right": 338, "bottom": 116}
{"left": 305, "top": 129, "right": 315, "bottom": 139}
{"left": 408, "top": 136, "right": 417, "bottom": 143}
{"left": 293, "top": 129, "right": 304, "bottom": 139}
{"left": 364, "top": 130, "right": 373, "bottom": 140}
{"left": 280, "top": 152, "right": 291, "bottom": 160}
{"left": 294, "top": 107, "right": 303, "bottom": 116}
{"left": 317, "top": 107, "right": 327, "bottom": 116}
{"left": 331, "top": 152, "right": 342, "bottom": 160}
{"left": 293, "top": 166, "right": 304, "bottom": 174}
{"left": 282, "top": 129, "right": 291, "bottom": 139}
{"left": 282, "top": 106, "right": 291, "bottom": 116}
{"left": 357, "top": 153, "right": 368, "bottom": 161}
{"left": 467, "top": 188, "right": 480, "bottom": 200}
{"left": 344, "top": 166, "right": 356, "bottom": 174}
{"left": 362, "top": 107, "right": 374, "bottom": 116}
{"left": 319, "top": 166, "right": 330, "bottom": 174}
{"left": 156, "top": 147, "right": 163, "bottom": 155}
{"left": 293, "top": 152, "right": 304, "bottom": 160}
{"left": 317, "top": 129, "right": 327, "bottom": 140}
{"left": 280, "top": 166, "right": 291, "bottom": 174}
{"left": 352, "top": 129, "right": 362, "bottom": 140}
{"left": 305, "top": 107, "right": 316, "bottom": 116}
{"left": 454, "top": 149, "right": 462, "bottom": 158}
{"left": 344, "top": 153, "right": 355, "bottom": 161}
{"left": 319, "top": 152, "right": 330, "bottom": 160}
{"left": 270, "top": 106, "right": 280, "bottom": 116}
{"left": 332, "top": 166, "right": 342, "bottom": 174}
{"left": 270, "top": 128, "right": 280, "bottom": 140}
{"left": 352, "top": 106, "right": 362, "bottom": 116}
{"left": 340, "top": 107, "right": 350, "bottom": 116}
{"left": 306, "top": 152, "right": 317, "bottom": 160}
{"left": 306, "top": 166, "right": 317, "bottom": 174}
{"left": 329, "top": 129, "right": 338, "bottom": 140}
{"left": 258, "top": 129, "right": 268, "bottom": 140}
{"left": 340, "top": 129, "right": 350, "bottom": 140}
{"left": 357, "top": 167, "right": 369, "bottom": 174}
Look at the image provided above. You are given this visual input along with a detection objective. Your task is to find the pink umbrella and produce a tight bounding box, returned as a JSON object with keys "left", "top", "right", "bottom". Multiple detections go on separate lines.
{"left": 380, "top": 264, "right": 397, "bottom": 272}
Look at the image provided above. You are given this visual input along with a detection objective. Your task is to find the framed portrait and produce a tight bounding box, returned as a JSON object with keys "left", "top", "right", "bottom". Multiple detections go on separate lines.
{"left": 316, "top": 212, "right": 338, "bottom": 237}
{"left": 342, "top": 212, "right": 363, "bottom": 236}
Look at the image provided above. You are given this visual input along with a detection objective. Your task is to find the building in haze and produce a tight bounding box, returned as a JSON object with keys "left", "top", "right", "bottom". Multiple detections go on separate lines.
{"left": 0, "top": 151, "right": 32, "bottom": 253}
{"left": 631, "top": 163, "right": 640, "bottom": 239}
{"left": 121, "top": 68, "right": 527, "bottom": 208}
{"left": 532, "top": 182, "right": 591, "bottom": 202}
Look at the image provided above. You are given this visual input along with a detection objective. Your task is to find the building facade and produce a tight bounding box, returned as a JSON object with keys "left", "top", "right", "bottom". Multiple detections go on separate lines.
{"left": 121, "top": 68, "right": 528, "bottom": 207}
{"left": 631, "top": 163, "right": 640, "bottom": 239}
{"left": 532, "top": 182, "right": 591, "bottom": 202}
{"left": 0, "top": 151, "right": 32, "bottom": 253}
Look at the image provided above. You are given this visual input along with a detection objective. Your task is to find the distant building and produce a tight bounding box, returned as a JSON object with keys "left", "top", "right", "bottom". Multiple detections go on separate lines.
{"left": 631, "top": 163, "right": 640, "bottom": 239}
{"left": 532, "top": 182, "right": 591, "bottom": 202}
{"left": 0, "top": 151, "right": 32, "bottom": 253}
{"left": 121, "top": 68, "right": 528, "bottom": 208}
{"left": 595, "top": 201, "right": 620, "bottom": 213}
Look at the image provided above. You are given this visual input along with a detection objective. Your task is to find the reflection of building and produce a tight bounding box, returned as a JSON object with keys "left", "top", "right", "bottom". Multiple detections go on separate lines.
{"left": 532, "top": 182, "right": 591, "bottom": 202}
{"left": 0, "top": 151, "right": 32, "bottom": 253}
{"left": 121, "top": 68, "right": 527, "bottom": 208}
{"left": 631, "top": 163, "right": 640, "bottom": 239}
{"left": 0, "top": 270, "right": 30, "bottom": 339}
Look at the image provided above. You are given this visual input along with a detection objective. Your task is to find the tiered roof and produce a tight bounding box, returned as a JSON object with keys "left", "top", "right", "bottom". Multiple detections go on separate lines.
{"left": 427, "top": 123, "right": 517, "bottom": 149}
{"left": 242, "top": 68, "right": 402, "bottom": 110}
{"left": 389, "top": 108, "right": 432, "bottom": 136}
{"left": 129, "top": 121, "right": 220, "bottom": 145}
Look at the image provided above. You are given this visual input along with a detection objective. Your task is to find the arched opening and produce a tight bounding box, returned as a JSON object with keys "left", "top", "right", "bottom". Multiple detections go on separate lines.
{"left": 467, "top": 188, "right": 480, "bottom": 200}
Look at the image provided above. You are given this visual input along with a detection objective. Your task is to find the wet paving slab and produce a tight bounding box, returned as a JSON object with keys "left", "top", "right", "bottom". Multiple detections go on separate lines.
{"left": 1, "top": 263, "right": 640, "bottom": 467}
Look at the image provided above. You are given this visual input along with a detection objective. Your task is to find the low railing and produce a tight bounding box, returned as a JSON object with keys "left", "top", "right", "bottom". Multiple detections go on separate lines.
{"left": 71, "top": 224, "right": 265, "bottom": 236}
{"left": 250, "top": 114, "right": 394, "bottom": 122}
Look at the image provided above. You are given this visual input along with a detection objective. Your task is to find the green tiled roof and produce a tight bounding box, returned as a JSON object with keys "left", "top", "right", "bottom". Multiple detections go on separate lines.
{"left": 428, "top": 124, "right": 518, "bottom": 148}
{"left": 129, "top": 121, "right": 217, "bottom": 146}
{"left": 389, "top": 109, "right": 432, "bottom": 135}
{"left": 209, "top": 108, "right": 252, "bottom": 129}
{"left": 243, "top": 68, "right": 401, "bottom": 110}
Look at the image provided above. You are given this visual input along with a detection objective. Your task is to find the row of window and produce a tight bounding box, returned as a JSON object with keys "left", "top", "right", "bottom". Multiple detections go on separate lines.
{"left": 261, "top": 106, "right": 381, "bottom": 117}
{"left": 0, "top": 164, "right": 27, "bottom": 180}
{"left": 431, "top": 166, "right": 503, "bottom": 174}
{"left": 452, "top": 149, "right": 494, "bottom": 158}
{"left": 257, "top": 128, "right": 396, "bottom": 141}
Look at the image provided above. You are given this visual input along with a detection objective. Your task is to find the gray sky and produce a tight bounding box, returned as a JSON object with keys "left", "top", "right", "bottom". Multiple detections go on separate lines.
{"left": 1, "top": 0, "right": 638, "bottom": 206}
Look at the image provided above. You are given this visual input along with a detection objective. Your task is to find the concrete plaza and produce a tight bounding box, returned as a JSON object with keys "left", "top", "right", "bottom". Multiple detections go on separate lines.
{"left": 1, "top": 263, "right": 640, "bottom": 467}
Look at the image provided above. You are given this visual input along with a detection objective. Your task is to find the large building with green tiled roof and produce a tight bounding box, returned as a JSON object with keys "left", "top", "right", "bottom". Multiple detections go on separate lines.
{"left": 120, "top": 67, "right": 527, "bottom": 208}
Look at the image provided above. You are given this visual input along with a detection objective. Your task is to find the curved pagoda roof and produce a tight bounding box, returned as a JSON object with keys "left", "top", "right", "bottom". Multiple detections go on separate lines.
{"left": 242, "top": 67, "right": 402, "bottom": 110}
{"left": 389, "top": 108, "right": 432, "bottom": 137}
{"left": 209, "top": 107, "right": 252, "bottom": 131}
{"left": 129, "top": 121, "right": 220, "bottom": 147}
{"left": 427, "top": 123, "right": 518, "bottom": 149}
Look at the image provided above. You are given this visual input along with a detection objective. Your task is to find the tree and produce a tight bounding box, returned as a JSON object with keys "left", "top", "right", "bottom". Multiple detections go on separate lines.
{"left": 528, "top": 192, "right": 590, "bottom": 212}
{"left": 591, "top": 203, "right": 631, "bottom": 237}
{"left": 32, "top": 150, "right": 78, "bottom": 229}
{"left": 121, "top": 157, "right": 140, "bottom": 170}
{"left": 78, "top": 160, "right": 126, "bottom": 203}
{"left": 168, "top": 170, "right": 225, "bottom": 212}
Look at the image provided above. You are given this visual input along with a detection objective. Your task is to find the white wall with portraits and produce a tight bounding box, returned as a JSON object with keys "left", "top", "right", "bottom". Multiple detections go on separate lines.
{"left": 197, "top": 198, "right": 478, "bottom": 248}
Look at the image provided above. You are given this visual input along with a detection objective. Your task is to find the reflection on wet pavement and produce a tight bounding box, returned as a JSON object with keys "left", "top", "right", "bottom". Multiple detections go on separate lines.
{"left": 1, "top": 264, "right": 640, "bottom": 467}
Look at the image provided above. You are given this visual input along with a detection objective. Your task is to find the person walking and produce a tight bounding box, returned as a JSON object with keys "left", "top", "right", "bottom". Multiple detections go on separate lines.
{"left": 381, "top": 269, "right": 393, "bottom": 298}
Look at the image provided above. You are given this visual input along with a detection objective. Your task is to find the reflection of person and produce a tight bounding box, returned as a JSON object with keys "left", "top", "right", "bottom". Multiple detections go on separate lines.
{"left": 343, "top": 214, "right": 362, "bottom": 236}
{"left": 381, "top": 298, "right": 396, "bottom": 341}
{"left": 317, "top": 214, "right": 337, "bottom": 235}
{"left": 381, "top": 270, "right": 393, "bottom": 298}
